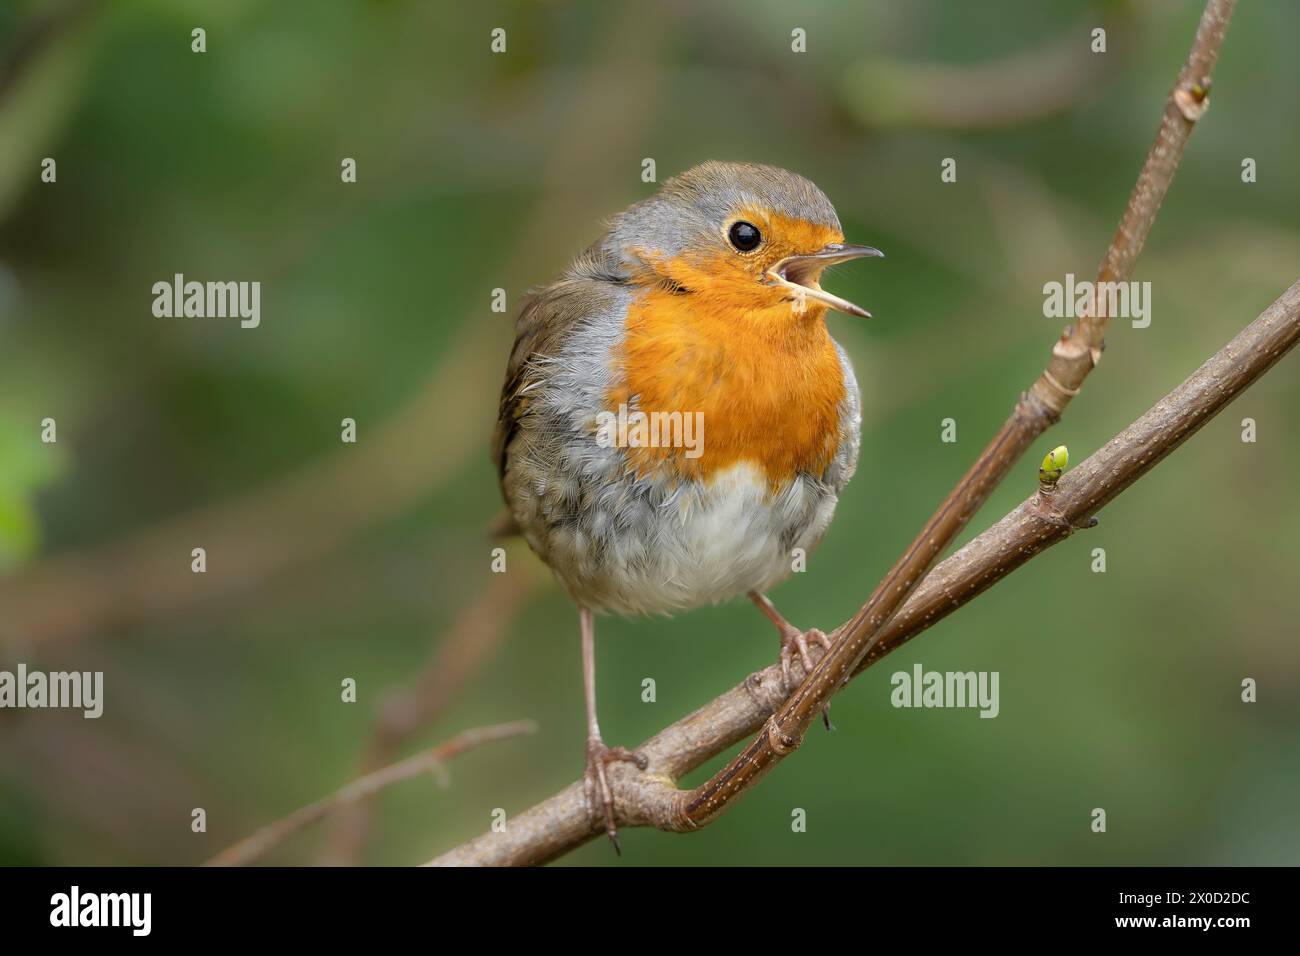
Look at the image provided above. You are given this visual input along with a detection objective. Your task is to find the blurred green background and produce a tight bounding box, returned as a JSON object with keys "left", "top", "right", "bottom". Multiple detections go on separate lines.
{"left": 0, "top": 0, "right": 1297, "bottom": 867}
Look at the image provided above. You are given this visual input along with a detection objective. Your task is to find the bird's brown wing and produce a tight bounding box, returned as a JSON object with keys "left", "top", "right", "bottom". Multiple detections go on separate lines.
{"left": 489, "top": 289, "right": 565, "bottom": 539}
{"left": 491, "top": 249, "right": 629, "bottom": 518}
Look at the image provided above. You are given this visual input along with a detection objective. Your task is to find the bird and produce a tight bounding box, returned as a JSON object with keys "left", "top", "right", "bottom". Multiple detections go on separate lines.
{"left": 492, "top": 161, "right": 882, "bottom": 850}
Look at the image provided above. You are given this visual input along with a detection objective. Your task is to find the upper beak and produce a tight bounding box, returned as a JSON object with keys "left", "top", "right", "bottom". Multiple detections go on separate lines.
{"left": 764, "top": 243, "right": 884, "bottom": 318}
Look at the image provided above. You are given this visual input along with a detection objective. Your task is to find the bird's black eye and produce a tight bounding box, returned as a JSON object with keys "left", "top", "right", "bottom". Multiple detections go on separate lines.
{"left": 728, "top": 220, "right": 762, "bottom": 252}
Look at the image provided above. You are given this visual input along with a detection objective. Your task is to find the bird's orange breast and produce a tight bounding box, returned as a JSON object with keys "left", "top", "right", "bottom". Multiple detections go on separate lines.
{"left": 606, "top": 251, "right": 847, "bottom": 492}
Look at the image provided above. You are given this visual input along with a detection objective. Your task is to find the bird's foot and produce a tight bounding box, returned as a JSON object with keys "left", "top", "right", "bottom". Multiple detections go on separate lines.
{"left": 777, "top": 624, "right": 834, "bottom": 689}
{"left": 583, "top": 737, "right": 648, "bottom": 853}
{"left": 749, "top": 591, "right": 834, "bottom": 689}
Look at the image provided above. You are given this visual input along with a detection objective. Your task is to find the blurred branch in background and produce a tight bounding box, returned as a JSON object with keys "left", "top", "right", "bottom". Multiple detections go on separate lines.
{"left": 206, "top": 719, "right": 537, "bottom": 867}
{"left": 0, "top": 0, "right": 99, "bottom": 105}
{"left": 0, "top": 2, "right": 668, "bottom": 652}
{"left": 319, "top": 559, "right": 543, "bottom": 865}
{"left": 431, "top": 278, "right": 1300, "bottom": 865}
{"left": 0, "top": 325, "right": 494, "bottom": 646}
{"left": 0, "top": 0, "right": 102, "bottom": 222}
{"left": 840, "top": 11, "right": 1128, "bottom": 131}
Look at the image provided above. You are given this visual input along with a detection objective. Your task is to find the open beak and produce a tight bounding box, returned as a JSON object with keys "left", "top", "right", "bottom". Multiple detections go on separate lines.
{"left": 765, "top": 243, "right": 883, "bottom": 318}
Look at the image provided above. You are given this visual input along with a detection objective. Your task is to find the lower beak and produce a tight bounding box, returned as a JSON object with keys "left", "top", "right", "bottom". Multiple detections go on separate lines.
{"left": 765, "top": 243, "right": 883, "bottom": 318}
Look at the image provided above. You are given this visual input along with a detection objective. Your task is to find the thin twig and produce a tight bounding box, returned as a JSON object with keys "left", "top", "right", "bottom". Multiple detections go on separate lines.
{"left": 429, "top": 279, "right": 1300, "bottom": 865}
{"left": 318, "top": 565, "right": 542, "bottom": 864}
{"left": 206, "top": 720, "right": 537, "bottom": 867}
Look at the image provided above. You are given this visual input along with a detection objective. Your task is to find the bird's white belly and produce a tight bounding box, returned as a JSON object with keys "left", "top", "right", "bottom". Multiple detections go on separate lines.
{"left": 534, "top": 461, "right": 839, "bottom": 616}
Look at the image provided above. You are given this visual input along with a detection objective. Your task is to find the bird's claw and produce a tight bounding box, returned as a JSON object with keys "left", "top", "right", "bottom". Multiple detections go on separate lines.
{"left": 583, "top": 738, "right": 647, "bottom": 853}
{"left": 778, "top": 625, "right": 833, "bottom": 688}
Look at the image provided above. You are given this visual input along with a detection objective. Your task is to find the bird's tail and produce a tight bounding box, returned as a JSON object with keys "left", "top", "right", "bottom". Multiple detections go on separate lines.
{"left": 488, "top": 508, "right": 521, "bottom": 538}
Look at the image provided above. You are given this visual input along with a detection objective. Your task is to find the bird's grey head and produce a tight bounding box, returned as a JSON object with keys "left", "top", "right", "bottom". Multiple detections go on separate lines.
{"left": 592, "top": 161, "right": 882, "bottom": 318}
{"left": 602, "top": 161, "right": 842, "bottom": 269}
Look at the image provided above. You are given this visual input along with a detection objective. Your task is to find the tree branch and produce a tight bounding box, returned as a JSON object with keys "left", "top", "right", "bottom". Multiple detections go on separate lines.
{"left": 427, "top": 0, "right": 1246, "bottom": 865}
{"left": 206, "top": 720, "right": 537, "bottom": 867}
{"left": 668, "top": 0, "right": 1238, "bottom": 831}
{"left": 429, "top": 279, "right": 1300, "bottom": 866}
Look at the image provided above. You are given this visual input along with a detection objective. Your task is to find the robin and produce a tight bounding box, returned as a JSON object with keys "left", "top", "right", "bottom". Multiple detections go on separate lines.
{"left": 492, "top": 161, "right": 881, "bottom": 849}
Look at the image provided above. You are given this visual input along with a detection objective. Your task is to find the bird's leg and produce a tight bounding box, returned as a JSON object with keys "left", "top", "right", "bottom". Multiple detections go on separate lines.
{"left": 748, "top": 591, "right": 834, "bottom": 689}
{"left": 579, "top": 606, "right": 647, "bottom": 854}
